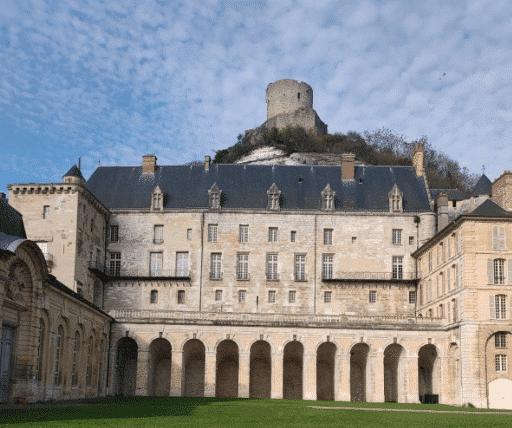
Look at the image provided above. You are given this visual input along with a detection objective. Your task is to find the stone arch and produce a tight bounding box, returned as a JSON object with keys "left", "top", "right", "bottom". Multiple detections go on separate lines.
{"left": 182, "top": 339, "right": 206, "bottom": 397}
{"left": 247, "top": 335, "right": 277, "bottom": 356}
{"left": 383, "top": 343, "right": 405, "bottom": 403}
{"left": 317, "top": 342, "right": 336, "bottom": 401}
{"left": 148, "top": 338, "right": 172, "bottom": 396}
{"left": 283, "top": 341, "right": 303, "bottom": 400}
{"left": 213, "top": 336, "right": 243, "bottom": 354}
{"left": 483, "top": 329, "right": 512, "bottom": 409}
{"left": 216, "top": 339, "right": 239, "bottom": 398}
{"left": 249, "top": 340, "right": 271, "bottom": 398}
{"left": 116, "top": 337, "right": 138, "bottom": 396}
{"left": 147, "top": 334, "right": 177, "bottom": 352}
{"left": 418, "top": 344, "right": 439, "bottom": 401}
{"left": 414, "top": 342, "right": 443, "bottom": 359}
{"left": 350, "top": 342, "right": 370, "bottom": 402}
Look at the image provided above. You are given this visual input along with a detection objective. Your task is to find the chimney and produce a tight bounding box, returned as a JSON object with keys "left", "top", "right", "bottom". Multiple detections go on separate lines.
{"left": 341, "top": 153, "right": 355, "bottom": 180}
{"left": 412, "top": 142, "right": 424, "bottom": 176}
{"left": 436, "top": 192, "right": 449, "bottom": 232}
{"left": 142, "top": 154, "right": 157, "bottom": 174}
{"left": 0, "top": 192, "right": 5, "bottom": 199}
{"left": 205, "top": 155, "right": 211, "bottom": 170}
{"left": 492, "top": 170, "right": 512, "bottom": 211}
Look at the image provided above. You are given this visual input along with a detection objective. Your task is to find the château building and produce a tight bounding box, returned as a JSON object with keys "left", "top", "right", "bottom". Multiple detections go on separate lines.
{"left": 2, "top": 80, "right": 512, "bottom": 409}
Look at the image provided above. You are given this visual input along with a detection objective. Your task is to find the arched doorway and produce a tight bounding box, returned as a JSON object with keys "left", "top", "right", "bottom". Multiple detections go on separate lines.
{"left": 182, "top": 339, "right": 205, "bottom": 397}
{"left": 383, "top": 344, "right": 404, "bottom": 402}
{"left": 283, "top": 341, "right": 303, "bottom": 400}
{"left": 317, "top": 342, "right": 336, "bottom": 401}
{"left": 250, "top": 341, "right": 271, "bottom": 398}
{"left": 418, "top": 344, "right": 438, "bottom": 401}
{"left": 148, "top": 338, "right": 172, "bottom": 396}
{"left": 216, "top": 340, "right": 239, "bottom": 398}
{"left": 350, "top": 343, "right": 369, "bottom": 402}
{"left": 116, "top": 338, "right": 138, "bottom": 396}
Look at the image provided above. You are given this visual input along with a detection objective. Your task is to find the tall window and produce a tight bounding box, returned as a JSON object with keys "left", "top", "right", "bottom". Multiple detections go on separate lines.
{"left": 268, "top": 290, "right": 276, "bottom": 304}
{"left": 493, "top": 226, "right": 506, "bottom": 251}
{"left": 295, "top": 254, "right": 306, "bottom": 281}
{"left": 324, "top": 291, "right": 332, "bottom": 303}
{"left": 496, "top": 354, "right": 507, "bottom": 372}
{"left": 36, "top": 319, "right": 45, "bottom": 382}
{"left": 494, "top": 259, "right": 505, "bottom": 284}
{"left": 210, "top": 253, "right": 222, "bottom": 279}
{"left": 237, "top": 253, "right": 249, "bottom": 280}
{"left": 496, "top": 333, "right": 507, "bottom": 348}
{"left": 438, "top": 304, "right": 444, "bottom": 318}
{"left": 150, "top": 290, "right": 158, "bottom": 303}
{"left": 428, "top": 252, "right": 432, "bottom": 272}
{"left": 441, "top": 272, "right": 445, "bottom": 295}
{"left": 54, "top": 326, "right": 64, "bottom": 386}
{"left": 452, "top": 264, "right": 458, "bottom": 288}
{"left": 215, "top": 289, "right": 223, "bottom": 301}
{"left": 86, "top": 336, "right": 93, "bottom": 386}
{"left": 440, "top": 242, "right": 445, "bottom": 262}
{"left": 496, "top": 294, "right": 507, "bottom": 319}
{"left": 322, "top": 254, "right": 333, "bottom": 280}
{"left": 369, "top": 290, "right": 377, "bottom": 303}
{"left": 151, "top": 185, "right": 163, "bottom": 211}
{"left": 268, "top": 227, "right": 278, "bottom": 242}
{"left": 239, "top": 225, "right": 248, "bottom": 243}
{"left": 452, "top": 298, "right": 458, "bottom": 322}
{"left": 266, "top": 254, "right": 278, "bottom": 280}
{"left": 392, "top": 229, "right": 402, "bottom": 245}
{"left": 324, "top": 229, "right": 333, "bottom": 245}
{"left": 267, "top": 183, "right": 281, "bottom": 211}
{"left": 178, "top": 290, "right": 185, "bottom": 304}
{"left": 289, "top": 290, "right": 296, "bottom": 304}
{"left": 109, "top": 225, "right": 119, "bottom": 242}
{"left": 109, "top": 253, "right": 121, "bottom": 276}
{"left": 392, "top": 256, "right": 403, "bottom": 279}
{"left": 238, "top": 290, "right": 246, "bottom": 303}
{"left": 321, "top": 184, "right": 335, "bottom": 211}
{"left": 290, "top": 231, "right": 296, "bottom": 242}
{"left": 154, "top": 225, "right": 163, "bottom": 244}
{"left": 208, "top": 183, "right": 221, "bottom": 210}
{"left": 71, "top": 331, "right": 80, "bottom": 387}
{"left": 409, "top": 290, "right": 416, "bottom": 304}
{"left": 150, "top": 252, "right": 163, "bottom": 277}
{"left": 176, "top": 252, "right": 189, "bottom": 277}
{"left": 208, "top": 224, "right": 218, "bottom": 242}
{"left": 43, "top": 205, "right": 50, "bottom": 219}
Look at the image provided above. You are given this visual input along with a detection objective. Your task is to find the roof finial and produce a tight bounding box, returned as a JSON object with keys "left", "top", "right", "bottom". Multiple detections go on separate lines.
{"left": 79, "top": 156, "right": 81, "bottom": 171}
{"left": 483, "top": 164, "right": 485, "bottom": 175}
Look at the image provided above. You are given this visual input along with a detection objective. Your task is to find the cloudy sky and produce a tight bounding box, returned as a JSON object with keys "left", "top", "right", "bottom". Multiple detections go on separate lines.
{"left": 1, "top": 0, "right": 511, "bottom": 195}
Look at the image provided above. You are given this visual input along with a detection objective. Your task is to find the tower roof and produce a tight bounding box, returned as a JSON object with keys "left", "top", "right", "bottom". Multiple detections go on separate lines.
{"left": 471, "top": 174, "right": 492, "bottom": 197}
{"left": 466, "top": 199, "right": 512, "bottom": 217}
{"left": 63, "top": 164, "right": 84, "bottom": 180}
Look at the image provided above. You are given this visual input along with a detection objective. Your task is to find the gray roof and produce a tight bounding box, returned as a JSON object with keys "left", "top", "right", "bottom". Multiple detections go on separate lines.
{"left": 430, "top": 188, "right": 467, "bottom": 201}
{"left": 471, "top": 174, "right": 492, "bottom": 197}
{"left": 0, "top": 198, "right": 26, "bottom": 238}
{"left": 466, "top": 199, "right": 512, "bottom": 217}
{"left": 63, "top": 164, "right": 84, "bottom": 180}
{"left": 85, "top": 164, "right": 431, "bottom": 212}
{"left": 0, "top": 231, "right": 26, "bottom": 254}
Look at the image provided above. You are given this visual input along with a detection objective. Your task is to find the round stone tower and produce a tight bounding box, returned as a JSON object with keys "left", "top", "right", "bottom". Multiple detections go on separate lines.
{"left": 266, "top": 79, "right": 313, "bottom": 120}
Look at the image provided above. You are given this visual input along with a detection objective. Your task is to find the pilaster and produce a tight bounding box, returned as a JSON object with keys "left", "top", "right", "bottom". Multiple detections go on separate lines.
{"left": 271, "top": 352, "right": 283, "bottom": 399}
{"left": 406, "top": 356, "right": 420, "bottom": 403}
{"left": 204, "top": 351, "right": 216, "bottom": 397}
{"left": 340, "top": 354, "right": 351, "bottom": 402}
{"left": 372, "top": 353, "right": 384, "bottom": 402}
{"left": 303, "top": 352, "right": 316, "bottom": 401}
{"left": 135, "top": 350, "right": 149, "bottom": 396}
{"left": 239, "top": 352, "right": 250, "bottom": 398}
{"left": 170, "top": 350, "right": 183, "bottom": 397}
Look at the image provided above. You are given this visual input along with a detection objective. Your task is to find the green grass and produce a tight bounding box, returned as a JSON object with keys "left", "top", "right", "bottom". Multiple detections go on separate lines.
{"left": 1, "top": 397, "right": 511, "bottom": 428}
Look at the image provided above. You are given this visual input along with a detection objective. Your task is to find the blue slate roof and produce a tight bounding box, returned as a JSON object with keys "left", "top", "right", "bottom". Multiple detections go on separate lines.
{"left": 63, "top": 164, "right": 84, "bottom": 180}
{"left": 0, "top": 231, "right": 26, "bottom": 254}
{"left": 466, "top": 199, "right": 512, "bottom": 217}
{"left": 0, "top": 198, "right": 26, "bottom": 238}
{"left": 471, "top": 174, "right": 492, "bottom": 197}
{"left": 85, "top": 164, "right": 432, "bottom": 213}
{"left": 430, "top": 188, "right": 467, "bottom": 201}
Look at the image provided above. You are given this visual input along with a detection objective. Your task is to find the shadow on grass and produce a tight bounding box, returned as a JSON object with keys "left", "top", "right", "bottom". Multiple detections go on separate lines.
{"left": 0, "top": 396, "right": 250, "bottom": 425}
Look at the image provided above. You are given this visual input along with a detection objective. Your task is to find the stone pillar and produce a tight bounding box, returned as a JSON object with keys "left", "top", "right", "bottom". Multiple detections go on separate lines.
{"left": 372, "top": 353, "right": 384, "bottom": 402}
{"left": 135, "top": 350, "right": 149, "bottom": 396}
{"left": 340, "top": 354, "right": 351, "bottom": 402}
{"left": 271, "top": 352, "right": 283, "bottom": 399}
{"left": 303, "top": 352, "right": 316, "bottom": 401}
{"left": 170, "top": 350, "right": 183, "bottom": 397}
{"left": 406, "top": 356, "right": 420, "bottom": 403}
{"left": 438, "top": 356, "right": 448, "bottom": 405}
{"left": 334, "top": 353, "right": 343, "bottom": 401}
{"left": 204, "top": 351, "right": 216, "bottom": 397}
{"left": 239, "top": 352, "right": 250, "bottom": 398}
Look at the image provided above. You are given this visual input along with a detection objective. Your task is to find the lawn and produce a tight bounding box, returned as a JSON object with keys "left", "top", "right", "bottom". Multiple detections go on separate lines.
{"left": 1, "top": 397, "right": 511, "bottom": 428}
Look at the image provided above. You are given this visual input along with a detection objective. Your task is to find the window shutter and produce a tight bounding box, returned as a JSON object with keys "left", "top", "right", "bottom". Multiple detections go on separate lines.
{"left": 508, "top": 260, "right": 512, "bottom": 285}
{"left": 488, "top": 259, "right": 494, "bottom": 284}
{"left": 459, "top": 260, "right": 462, "bottom": 287}
{"left": 510, "top": 296, "right": 512, "bottom": 319}
{"left": 490, "top": 295, "right": 496, "bottom": 319}
{"left": 493, "top": 227, "right": 498, "bottom": 251}
{"left": 499, "top": 226, "right": 506, "bottom": 250}
{"left": 447, "top": 268, "right": 451, "bottom": 290}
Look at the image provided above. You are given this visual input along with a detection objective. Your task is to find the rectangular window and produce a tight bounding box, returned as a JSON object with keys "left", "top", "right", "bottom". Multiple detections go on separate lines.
{"left": 238, "top": 290, "right": 246, "bottom": 303}
{"left": 409, "top": 290, "right": 416, "bottom": 304}
{"left": 495, "top": 333, "right": 507, "bottom": 348}
{"left": 324, "top": 291, "right": 332, "bottom": 303}
{"left": 409, "top": 236, "right": 414, "bottom": 246}
{"left": 266, "top": 254, "right": 278, "bottom": 280}
{"left": 269, "top": 227, "right": 278, "bottom": 242}
{"left": 322, "top": 254, "right": 333, "bottom": 280}
{"left": 428, "top": 252, "right": 432, "bottom": 272}
{"left": 295, "top": 254, "right": 306, "bottom": 281}
{"left": 109, "top": 252, "right": 121, "bottom": 276}
{"left": 215, "top": 289, "right": 223, "bottom": 301}
{"left": 392, "top": 229, "right": 402, "bottom": 245}
{"left": 109, "top": 225, "right": 119, "bottom": 242}
{"left": 154, "top": 225, "right": 164, "bottom": 244}
{"left": 392, "top": 256, "right": 403, "bottom": 279}
{"left": 324, "top": 229, "right": 333, "bottom": 245}
{"left": 208, "top": 224, "right": 218, "bottom": 243}
{"left": 150, "top": 290, "right": 158, "bottom": 303}
{"left": 43, "top": 205, "right": 50, "bottom": 219}
{"left": 496, "top": 354, "right": 507, "bottom": 372}
{"left": 210, "top": 253, "right": 222, "bottom": 279}
{"left": 289, "top": 290, "right": 296, "bottom": 304}
{"left": 369, "top": 290, "right": 377, "bottom": 303}
{"left": 150, "top": 252, "right": 163, "bottom": 277}
{"left": 268, "top": 290, "right": 276, "bottom": 304}
{"left": 187, "top": 229, "right": 192, "bottom": 240}
{"left": 493, "top": 226, "right": 506, "bottom": 251}
{"left": 496, "top": 295, "right": 507, "bottom": 319}
{"left": 176, "top": 252, "right": 189, "bottom": 277}
{"left": 239, "top": 225, "right": 248, "bottom": 243}
{"left": 440, "top": 242, "right": 445, "bottom": 262}
{"left": 291, "top": 231, "right": 296, "bottom": 242}
{"left": 441, "top": 272, "right": 445, "bottom": 295}
{"left": 494, "top": 259, "right": 505, "bottom": 284}
{"left": 178, "top": 290, "right": 185, "bottom": 304}
{"left": 237, "top": 253, "right": 249, "bottom": 280}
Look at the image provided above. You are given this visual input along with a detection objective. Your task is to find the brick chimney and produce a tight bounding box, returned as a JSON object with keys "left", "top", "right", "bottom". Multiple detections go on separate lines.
{"left": 436, "top": 192, "right": 449, "bottom": 232}
{"left": 142, "top": 154, "right": 157, "bottom": 174}
{"left": 341, "top": 153, "right": 355, "bottom": 180}
{"left": 492, "top": 170, "right": 512, "bottom": 211}
{"left": 412, "top": 142, "right": 424, "bottom": 176}
{"left": 205, "top": 155, "right": 211, "bottom": 170}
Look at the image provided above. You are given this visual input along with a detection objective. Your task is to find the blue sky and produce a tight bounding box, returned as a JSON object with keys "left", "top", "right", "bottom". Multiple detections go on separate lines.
{"left": 1, "top": 0, "right": 511, "bottom": 195}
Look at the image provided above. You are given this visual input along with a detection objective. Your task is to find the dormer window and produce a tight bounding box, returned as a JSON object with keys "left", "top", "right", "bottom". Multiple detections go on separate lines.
{"left": 151, "top": 185, "right": 164, "bottom": 211}
{"left": 208, "top": 183, "right": 222, "bottom": 210}
{"left": 321, "top": 183, "right": 335, "bottom": 211}
{"left": 388, "top": 184, "right": 403, "bottom": 213}
{"left": 267, "top": 183, "right": 281, "bottom": 211}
